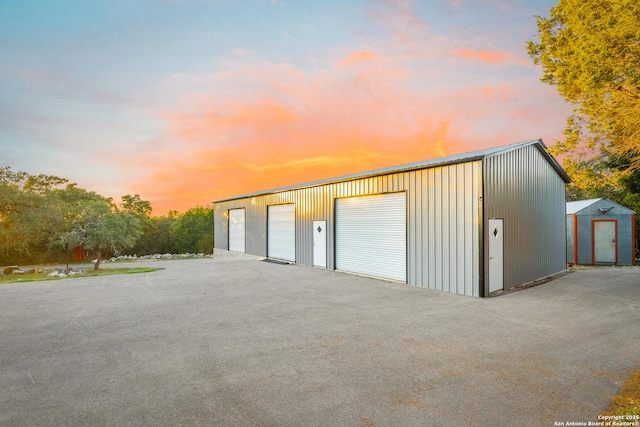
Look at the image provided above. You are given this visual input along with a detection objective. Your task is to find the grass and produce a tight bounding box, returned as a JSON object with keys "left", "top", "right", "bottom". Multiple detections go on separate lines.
{"left": 599, "top": 368, "right": 640, "bottom": 418}
{"left": 0, "top": 267, "right": 162, "bottom": 284}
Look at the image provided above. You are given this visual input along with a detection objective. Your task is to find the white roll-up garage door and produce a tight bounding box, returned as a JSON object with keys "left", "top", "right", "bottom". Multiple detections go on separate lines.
{"left": 335, "top": 193, "right": 406, "bottom": 282}
{"left": 268, "top": 204, "right": 295, "bottom": 261}
{"left": 228, "top": 208, "right": 245, "bottom": 253}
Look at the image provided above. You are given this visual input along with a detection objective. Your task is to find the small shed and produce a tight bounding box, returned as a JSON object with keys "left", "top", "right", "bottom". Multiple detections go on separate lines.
{"left": 567, "top": 198, "right": 636, "bottom": 266}
{"left": 214, "top": 139, "right": 570, "bottom": 297}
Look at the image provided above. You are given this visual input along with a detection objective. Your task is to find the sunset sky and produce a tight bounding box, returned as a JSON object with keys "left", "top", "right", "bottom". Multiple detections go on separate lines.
{"left": 0, "top": 0, "right": 571, "bottom": 215}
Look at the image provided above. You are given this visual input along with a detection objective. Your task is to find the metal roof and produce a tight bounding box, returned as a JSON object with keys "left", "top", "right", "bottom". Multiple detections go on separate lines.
{"left": 566, "top": 198, "right": 603, "bottom": 214}
{"left": 567, "top": 198, "right": 636, "bottom": 214}
{"left": 214, "top": 139, "right": 571, "bottom": 203}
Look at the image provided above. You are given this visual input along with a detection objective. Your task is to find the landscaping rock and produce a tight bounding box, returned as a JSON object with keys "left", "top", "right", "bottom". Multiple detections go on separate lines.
{"left": 3, "top": 266, "right": 19, "bottom": 275}
{"left": 48, "top": 268, "right": 84, "bottom": 278}
{"left": 100, "top": 252, "right": 213, "bottom": 262}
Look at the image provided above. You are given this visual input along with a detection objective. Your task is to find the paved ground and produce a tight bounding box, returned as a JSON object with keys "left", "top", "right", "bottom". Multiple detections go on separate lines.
{"left": 0, "top": 259, "right": 639, "bottom": 427}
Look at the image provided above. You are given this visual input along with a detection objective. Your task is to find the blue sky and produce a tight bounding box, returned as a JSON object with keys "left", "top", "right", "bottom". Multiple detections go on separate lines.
{"left": 0, "top": 0, "right": 570, "bottom": 213}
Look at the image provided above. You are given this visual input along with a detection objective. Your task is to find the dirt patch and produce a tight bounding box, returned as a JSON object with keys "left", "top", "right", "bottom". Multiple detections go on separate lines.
{"left": 600, "top": 368, "right": 640, "bottom": 416}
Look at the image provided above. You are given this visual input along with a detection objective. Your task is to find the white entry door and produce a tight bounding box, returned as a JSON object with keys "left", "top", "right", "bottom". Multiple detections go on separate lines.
{"left": 488, "top": 218, "right": 504, "bottom": 293}
{"left": 593, "top": 220, "right": 616, "bottom": 264}
{"left": 228, "top": 209, "right": 245, "bottom": 253}
{"left": 313, "top": 221, "right": 327, "bottom": 268}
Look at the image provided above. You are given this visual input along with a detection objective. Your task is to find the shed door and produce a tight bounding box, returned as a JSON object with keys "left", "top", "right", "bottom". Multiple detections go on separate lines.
{"left": 593, "top": 220, "right": 617, "bottom": 264}
{"left": 335, "top": 193, "right": 406, "bottom": 282}
{"left": 488, "top": 218, "right": 504, "bottom": 293}
{"left": 268, "top": 204, "right": 295, "bottom": 261}
{"left": 313, "top": 220, "right": 327, "bottom": 268}
{"left": 228, "top": 209, "right": 245, "bottom": 253}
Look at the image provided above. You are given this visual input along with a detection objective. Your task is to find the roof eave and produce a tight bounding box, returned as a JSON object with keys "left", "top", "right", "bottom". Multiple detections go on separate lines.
{"left": 212, "top": 154, "right": 486, "bottom": 203}
{"left": 213, "top": 139, "right": 571, "bottom": 203}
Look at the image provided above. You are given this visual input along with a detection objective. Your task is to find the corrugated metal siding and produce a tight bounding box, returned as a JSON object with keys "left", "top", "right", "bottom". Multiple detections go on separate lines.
{"left": 214, "top": 161, "right": 482, "bottom": 296}
{"left": 576, "top": 216, "right": 594, "bottom": 264}
{"left": 483, "top": 144, "right": 567, "bottom": 292}
{"left": 408, "top": 162, "right": 481, "bottom": 296}
{"left": 573, "top": 199, "right": 635, "bottom": 265}
{"left": 566, "top": 215, "right": 576, "bottom": 264}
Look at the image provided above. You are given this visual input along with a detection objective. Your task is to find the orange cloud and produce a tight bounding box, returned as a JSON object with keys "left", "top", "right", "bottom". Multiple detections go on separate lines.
{"left": 450, "top": 48, "right": 528, "bottom": 65}
{"left": 127, "top": 54, "right": 567, "bottom": 215}
{"left": 339, "top": 51, "right": 382, "bottom": 66}
{"left": 131, "top": 86, "right": 470, "bottom": 214}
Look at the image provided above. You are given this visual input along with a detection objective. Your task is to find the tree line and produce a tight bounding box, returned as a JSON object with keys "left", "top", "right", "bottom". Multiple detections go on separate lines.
{"left": 0, "top": 166, "right": 213, "bottom": 268}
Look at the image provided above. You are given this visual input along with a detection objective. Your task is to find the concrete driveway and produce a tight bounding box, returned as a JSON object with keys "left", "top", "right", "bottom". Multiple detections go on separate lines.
{"left": 1, "top": 259, "right": 639, "bottom": 426}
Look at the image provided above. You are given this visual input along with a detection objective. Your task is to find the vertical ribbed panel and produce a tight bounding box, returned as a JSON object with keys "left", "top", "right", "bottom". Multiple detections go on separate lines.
{"left": 335, "top": 192, "right": 407, "bottom": 282}
{"left": 214, "top": 160, "right": 482, "bottom": 296}
{"left": 483, "top": 144, "right": 567, "bottom": 291}
{"left": 408, "top": 162, "right": 481, "bottom": 296}
{"left": 566, "top": 215, "right": 575, "bottom": 264}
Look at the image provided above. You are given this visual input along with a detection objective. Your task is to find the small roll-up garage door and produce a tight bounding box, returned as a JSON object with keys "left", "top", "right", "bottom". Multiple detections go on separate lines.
{"left": 335, "top": 193, "right": 406, "bottom": 282}
{"left": 268, "top": 204, "right": 295, "bottom": 261}
{"left": 228, "top": 208, "right": 245, "bottom": 253}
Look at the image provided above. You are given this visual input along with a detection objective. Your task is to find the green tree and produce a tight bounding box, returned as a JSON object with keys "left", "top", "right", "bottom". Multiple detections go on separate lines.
{"left": 82, "top": 209, "right": 142, "bottom": 269}
{"left": 48, "top": 184, "right": 110, "bottom": 265}
{"left": 172, "top": 206, "right": 213, "bottom": 254}
{"left": 147, "top": 213, "right": 178, "bottom": 255}
{"left": 0, "top": 167, "right": 30, "bottom": 216}
{"left": 120, "top": 194, "right": 152, "bottom": 217}
{"left": 528, "top": 0, "right": 640, "bottom": 169}
{"left": 562, "top": 155, "right": 627, "bottom": 202}
{"left": 615, "top": 161, "right": 640, "bottom": 250}
{"left": 120, "top": 194, "right": 154, "bottom": 256}
{"left": 49, "top": 186, "right": 142, "bottom": 269}
{"left": 0, "top": 167, "right": 67, "bottom": 263}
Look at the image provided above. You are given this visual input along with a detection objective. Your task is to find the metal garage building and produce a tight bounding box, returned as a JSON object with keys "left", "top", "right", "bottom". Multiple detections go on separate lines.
{"left": 214, "top": 139, "right": 570, "bottom": 297}
{"left": 567, "top": 198, "right": 636, "bottom": 266}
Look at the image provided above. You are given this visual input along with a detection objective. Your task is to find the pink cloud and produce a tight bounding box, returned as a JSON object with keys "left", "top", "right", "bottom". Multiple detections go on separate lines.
{"left": 450, "top": 48, "right": 529, "bottom": 65}
{"left": 129, "top": 62, "right": 470, "bottom": 213}
{"left": 339, "top": 51, "right": 383, "bottom": 66}
{"left": 365, "top": 0, "right": 438, "bottom": 59}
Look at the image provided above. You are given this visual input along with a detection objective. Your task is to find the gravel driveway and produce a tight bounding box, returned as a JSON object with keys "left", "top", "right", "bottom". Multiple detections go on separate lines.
{"left": 1, "top": 259, "right": 638, "bottom": 426}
